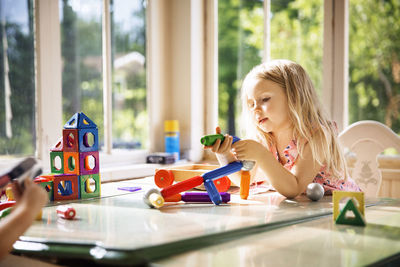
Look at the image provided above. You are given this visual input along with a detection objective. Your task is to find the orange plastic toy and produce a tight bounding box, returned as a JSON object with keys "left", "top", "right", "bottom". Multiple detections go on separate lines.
{"left": 154, "top": 164, "right": 231, "bottom": 192}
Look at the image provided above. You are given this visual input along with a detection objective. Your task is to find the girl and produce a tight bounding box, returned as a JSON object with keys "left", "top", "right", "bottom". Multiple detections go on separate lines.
{"left": 207, "top": 59, "right": 360, "bottom": 198}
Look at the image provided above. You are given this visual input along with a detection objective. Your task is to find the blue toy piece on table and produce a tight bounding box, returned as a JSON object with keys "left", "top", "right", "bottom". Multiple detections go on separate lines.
{"left": 200, "top": 135, "right": 242, "bottom": 205}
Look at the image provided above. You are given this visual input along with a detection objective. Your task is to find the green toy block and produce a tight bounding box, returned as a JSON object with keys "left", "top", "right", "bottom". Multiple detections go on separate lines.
{"left": 80, "top": 174, "right": 101, "bottom": 199}
{"left": 37, "top": 181, "right": 54, "bottom": 201}
{"left": 335, "top": 198, "right": 366, "bottom": 226}
{"left": 0, "top": 207, "right": 12, "bottom": 220}
{"left": 200, "top": 134, "right": 225, "bottom": 146}
{"left": 50, "top": 151, "right": 64, "bottom": 174}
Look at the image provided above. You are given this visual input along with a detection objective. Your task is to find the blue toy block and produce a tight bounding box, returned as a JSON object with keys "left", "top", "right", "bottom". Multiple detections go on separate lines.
{"left": 78, "top": 128, "right": 99, "bottom": 152}
{"left": 203, "top": 179, "right": 222, "bottom": 205}
{"left": 64, "top": 112, "right": 97, "bottom": 129}
{"left": 202, "top": 161, "right": 243, "bottom": 181}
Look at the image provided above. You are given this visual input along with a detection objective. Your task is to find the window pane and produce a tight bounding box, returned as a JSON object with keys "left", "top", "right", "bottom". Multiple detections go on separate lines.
{"left": 270, "top": 0, "right": 323, "bottom": 95}
{"left": 349, "top": 0, "right": 400, "bottom": 138}
{"left": 0, "top": 0, "right": 35, "bottom": 156}
{"left": 111, "top": 0, "right": 147, "bottom": 149}
{"left": 59, "top": 0, "right": 104, "bottom": 146}
{"left": 218, "top": 0, "right": 264, "bottom": 136}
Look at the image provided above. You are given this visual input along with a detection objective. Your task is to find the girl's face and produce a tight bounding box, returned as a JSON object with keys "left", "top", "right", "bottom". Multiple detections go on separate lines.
{"left": 246, "top": 78, "right": 292, "bottom": 134}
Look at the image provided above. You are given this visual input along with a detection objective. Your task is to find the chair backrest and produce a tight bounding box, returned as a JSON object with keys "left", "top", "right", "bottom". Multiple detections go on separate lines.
{"left": 339, "top": 120, "right": 400, "bottom": 197}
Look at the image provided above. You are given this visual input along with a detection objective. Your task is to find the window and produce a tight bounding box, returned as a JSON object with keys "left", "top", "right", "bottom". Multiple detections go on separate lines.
{"left": 111, "top": 0, "right": 148, "bottom": 150}
{"left": 218, "top": 0, "right": 323, "bottom": 136}
{"left": 349, "top": 0, "right": 400, "bottom": 146}
{"left": 60, "top": 0, "right": 104, "bottom": 142}
{"left": 59, "top": 0, "right": 148, "bottom": 152}
{"left": 218, "top": 0, "right": 264, "bottom": 136}
{"left": 0, "top": 0, "right": 35, "bottom": 156}
{"left": 270, "top": 0, "right": 323, "bottom": 95}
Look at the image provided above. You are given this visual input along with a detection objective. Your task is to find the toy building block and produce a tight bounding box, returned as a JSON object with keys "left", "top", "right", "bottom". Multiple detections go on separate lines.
{"left": 50, "top": 137, "right": 64, "bottom": 152}
{"left": 0, "top": 157, "right": 42, "bottom": 188}
{"left": 161, "top": 176, "right": 204, "bottom": 199}
{"left": 53, "top": 175, "right": 80, "bottom": 201}
{"left": 143, "top": 188, "right": 164, "bottom": 208}
{"left": 240, "top": 170, "right": 250, "bottom": 200}
{"left": 63, "top": 129, "right": 79, "bottom": 152}
{"left": 165, "top": 192, "right": 231, "bottom": 203}
{"left": 5, "top": 186, "right": 14, "bottom": 201}
{"left": 146, "top": 161, "right": 244, "bottom": 208}
{"left": 64, "top": 112, "right": 97, "bottom": 129}
{"left": 333, "top": 191, "right": 365, "bottom": 221}
{"left": 0, "top": 201, "right": 15, "bottom": 212}
{"left": 335, "top": 198, "right": 366, "bottom": 226}
{"left": 202, "top": 161, "right": 243, "bottom": 182}
{"left": 63, "top": 152, "right": 80, "bottom": 175}
{"left": 80, "top": 174, "right": 101, "bottom": 199}
{"left": 204, "top": 179, "right": 223, "bottom": 205}
{"left": 34, "top": 175, "right": 54, "bottom": 201}
{"left": 154, "top": 164, "right": 231, "bottom": 192}
{"left": 50, "top": 151, "right": 64, "bottom": 174}
{"left": 78, "top": 127, "right": 99, "bottom": 152}
{"left": 79, "top": 151, "right": 100, "bottom": 175}
{"left": 200, "top": 134, "right": 240, "bottom": 146}
{"left": 36, "top": 209, "right": 43, "bottom": 221}
{"left": 0, "top": 207, "right": 12, "bottom": 219}
{"left": 57, "top": 205, "right": 76, "bottom": 220}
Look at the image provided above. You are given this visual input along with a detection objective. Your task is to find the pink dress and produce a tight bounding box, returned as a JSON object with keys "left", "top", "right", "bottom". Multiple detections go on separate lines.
{"left": 269, "top": 140, "right": 361, "bottom": 193}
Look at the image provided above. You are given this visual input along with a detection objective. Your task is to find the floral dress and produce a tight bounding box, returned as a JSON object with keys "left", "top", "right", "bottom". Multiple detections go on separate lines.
{"left": 269, "top": 140, "right": 361, "bottom": 194}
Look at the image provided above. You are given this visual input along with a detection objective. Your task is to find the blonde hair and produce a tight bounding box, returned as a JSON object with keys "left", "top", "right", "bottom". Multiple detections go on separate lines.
{"left": 240, "top": 59, "right": 347, "bottom": 180}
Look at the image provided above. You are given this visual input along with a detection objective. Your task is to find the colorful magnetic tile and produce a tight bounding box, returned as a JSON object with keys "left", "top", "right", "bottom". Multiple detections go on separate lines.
{"left": 78, "top": 128, "right": 99, "bottom": 152}
{"left": 79, "top": 174, "right": 101, "bottom": 199}
{"left": 50, "top": 137, "right": 64, "bottom": 152}
{"left": 333, "top": 191, "right": 365, "bottom": 221}
{"left": 64, "top": 112, "right": 97, "bottom": 129}
{"left": 63, "top": 129, "right": 79, "bottom": 152}
{"left": 79, "top": 151, "right": 99, "bottom": 175}
{"left": 63, "top": 152, "right": 80, "bottom": 175}
{"left": 53, "top": 175, "right": 79, "bottom": 201}
{"left": 50, "top": 151, "right": 64, "bottom": 174}
{"left": 36, "top": 180, "right": 54, "bottom": 201}
{"left": 118, "top": 186, "right": 141, "bottom": 192}
{"left": 335, "top": 198, "right": 366, "bottom": 226}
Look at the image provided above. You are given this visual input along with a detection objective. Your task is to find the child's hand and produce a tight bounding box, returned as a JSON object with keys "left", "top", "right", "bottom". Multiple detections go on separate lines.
{"left": 11, "top": 178, "right": 48, "bottom": 215}
{"left": 203, "top": 126, "right": 233, "bottom": 155}
{"left": 232, "top": 139, "right": 267, "bottom": 162}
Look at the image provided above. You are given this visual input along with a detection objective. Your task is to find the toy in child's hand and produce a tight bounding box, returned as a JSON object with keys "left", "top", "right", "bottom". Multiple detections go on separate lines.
{"left": 56, "top": 205, "right": 76, "bottom": 220}
{"left": 306, "top": 183, "right": 324, "bottom": 201}
{"left": 200, "top": 134, "right": 241, "bottom": 146}
{"left": 0, "top": 157, "right": 42, "bottom": 189}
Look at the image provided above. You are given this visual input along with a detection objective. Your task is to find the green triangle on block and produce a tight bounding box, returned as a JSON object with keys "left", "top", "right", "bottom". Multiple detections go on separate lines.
{"left": 335, "top": 199, "right": 366, "bottom": 226}
{"left": 64, "top": 112, "right": 97, "bottom": 129}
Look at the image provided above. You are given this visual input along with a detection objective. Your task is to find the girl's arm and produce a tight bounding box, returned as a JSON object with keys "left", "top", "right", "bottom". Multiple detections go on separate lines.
{"left": 0, "top": 179, "right": 48, "bottom": 260}
{"left": 232, "top": 140, "right": 321, "bottom": 198}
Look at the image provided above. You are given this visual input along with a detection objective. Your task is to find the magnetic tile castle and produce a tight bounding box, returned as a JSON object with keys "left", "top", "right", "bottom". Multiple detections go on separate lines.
{"left": 35, "top": 112, "right": 101, "bottom": 201}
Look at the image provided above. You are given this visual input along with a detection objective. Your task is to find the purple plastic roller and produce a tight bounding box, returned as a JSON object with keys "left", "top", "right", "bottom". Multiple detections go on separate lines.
{"left": 182, "top": 192, "right": 230, "bottom": 203}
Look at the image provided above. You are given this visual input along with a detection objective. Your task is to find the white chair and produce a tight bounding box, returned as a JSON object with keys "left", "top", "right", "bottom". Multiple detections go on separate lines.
{"left": 339, "top": 120, "right": 400, "bottom": 197}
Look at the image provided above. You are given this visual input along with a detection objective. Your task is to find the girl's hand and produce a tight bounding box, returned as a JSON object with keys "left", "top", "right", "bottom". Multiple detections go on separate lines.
{"left": 203, "top": 126, "right": 233, "bottom": 156}
{"left": 232, "top": 139, "right": 267, "bottom": 162}
{"left": 11, "top": 178, "right": 48, "bottom": 215}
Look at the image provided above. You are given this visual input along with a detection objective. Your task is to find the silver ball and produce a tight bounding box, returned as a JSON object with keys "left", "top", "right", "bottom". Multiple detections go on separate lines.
{"left": 306, "top": 183, "right": 324, "bottom": 201}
